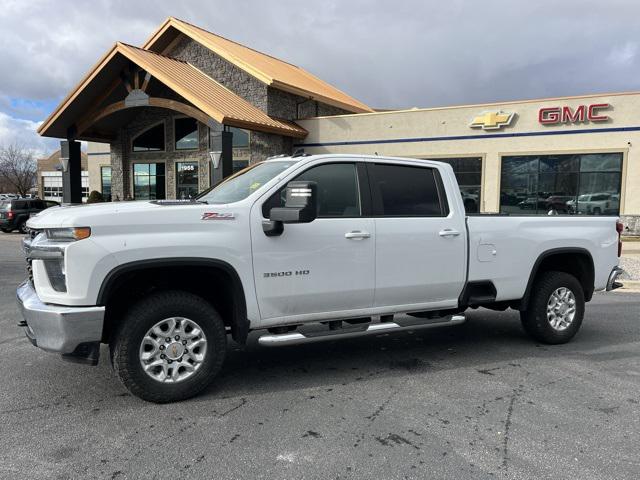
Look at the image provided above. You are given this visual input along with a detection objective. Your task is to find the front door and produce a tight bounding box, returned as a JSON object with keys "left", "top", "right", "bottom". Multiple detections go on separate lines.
{"left": 250, "top": 162, "right": 375, "bottom": 324}
{"left": 368, "top": 162, "right": 467, "bottom": 310}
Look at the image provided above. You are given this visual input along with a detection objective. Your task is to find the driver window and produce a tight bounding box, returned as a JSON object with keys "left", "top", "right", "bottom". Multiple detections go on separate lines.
{"left": 262, "top": 163, "right": 361, "bottom": 218}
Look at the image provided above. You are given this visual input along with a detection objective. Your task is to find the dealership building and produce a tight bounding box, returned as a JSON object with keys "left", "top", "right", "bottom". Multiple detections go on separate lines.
{"left": 38, "top": 17, "right": 640, "bottom": 234}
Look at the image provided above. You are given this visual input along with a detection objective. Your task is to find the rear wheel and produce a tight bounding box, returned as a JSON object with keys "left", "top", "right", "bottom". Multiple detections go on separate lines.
{"left": 520, "top": 271, "right": 585, "bottom": 344}
{"left": 0, "top": 227, "right": 11, "bottom": 233}
{"left": 110, "top": 290, "right": 227, "bottom": 403}
{"left": 18, "top": 222, "right": 28, "bottom": 234}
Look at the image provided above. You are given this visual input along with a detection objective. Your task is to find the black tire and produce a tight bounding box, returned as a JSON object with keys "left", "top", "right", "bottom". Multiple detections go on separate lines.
{"left": 520, "top": 271, "right": 585, "bottom": 344}
{"left": 110, "top": 290, "right": 227, "bottom": 403}
{"left": 0, "top": 227, "right": 11, "bottom": 233}
{"left": 18, "top": 222, "right": 28, "bottom": 234}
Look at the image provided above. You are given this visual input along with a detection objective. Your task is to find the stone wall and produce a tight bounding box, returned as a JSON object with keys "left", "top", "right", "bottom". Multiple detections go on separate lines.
{"left": 168, "top": 36, "right": 269, "bottom": 112}
{"left": 250, "top": 131, "right": 294, "bottom": 162}
{"left": 267, "top": 87, "right": 351, "bottom": 120}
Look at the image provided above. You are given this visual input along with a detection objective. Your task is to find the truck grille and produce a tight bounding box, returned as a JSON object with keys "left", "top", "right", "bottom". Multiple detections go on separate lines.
{"left": 26, "top": 259, "right": 33, "bottom": 284}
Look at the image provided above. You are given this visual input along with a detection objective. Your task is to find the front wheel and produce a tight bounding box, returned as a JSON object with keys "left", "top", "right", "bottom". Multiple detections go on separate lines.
{"left": 110, "top": 290, "right": 227, "bottom": 403}
{"left": 520, "top": 271, "right": 585, "bottom": 344}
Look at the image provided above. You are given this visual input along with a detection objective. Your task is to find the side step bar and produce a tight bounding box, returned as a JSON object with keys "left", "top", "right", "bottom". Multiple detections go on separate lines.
{"left": 258, "top": 315, "right": 466, "bottom": 347}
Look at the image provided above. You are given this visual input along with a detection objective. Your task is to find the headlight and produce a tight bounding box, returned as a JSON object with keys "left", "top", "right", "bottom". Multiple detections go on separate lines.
{"left": 45, "top": 227, "right": 91, "bottom": 241}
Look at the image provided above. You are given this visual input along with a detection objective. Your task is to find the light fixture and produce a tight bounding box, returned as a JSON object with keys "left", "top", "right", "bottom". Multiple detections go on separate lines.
{"left": 59, "top": 154, "right": 69, "bottom": 173}
{"left": 209, "top": 151, "right": 222, "bottom": 169}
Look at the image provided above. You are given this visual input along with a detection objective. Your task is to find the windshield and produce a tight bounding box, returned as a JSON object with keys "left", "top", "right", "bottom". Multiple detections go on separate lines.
{"left": 198, "top": 160, "right": 298, "bottom": 204}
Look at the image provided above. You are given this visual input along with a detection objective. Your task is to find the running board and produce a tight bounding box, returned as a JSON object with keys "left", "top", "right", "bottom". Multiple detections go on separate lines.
{"left": 258, "top": 315, "right": 466, "bottom": 347}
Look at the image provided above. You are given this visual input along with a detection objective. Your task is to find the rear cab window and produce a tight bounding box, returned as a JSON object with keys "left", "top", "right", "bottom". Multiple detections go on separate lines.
{"left": 368, "top": 163, "right": 449, "bottom": 217}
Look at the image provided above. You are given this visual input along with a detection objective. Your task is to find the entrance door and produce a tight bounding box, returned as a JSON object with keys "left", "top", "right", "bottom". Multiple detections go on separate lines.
{"left": 250, "top": 162, "right": 375, "bottom": 324}
{"left": 176, "top": 162, "right": 199, "bottom": 199}
{"left": 368, "top": 162, "right": 467, "bottom": 309}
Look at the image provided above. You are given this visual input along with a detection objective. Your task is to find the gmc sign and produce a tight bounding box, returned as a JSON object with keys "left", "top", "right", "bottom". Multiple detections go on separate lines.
{"left": 538, "top": 103, "right": 610, "bottom": 125}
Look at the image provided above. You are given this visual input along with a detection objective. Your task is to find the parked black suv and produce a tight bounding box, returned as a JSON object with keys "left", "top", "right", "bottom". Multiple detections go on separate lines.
{"left": 0, "top": 199, "right": 59, "bottom": 233}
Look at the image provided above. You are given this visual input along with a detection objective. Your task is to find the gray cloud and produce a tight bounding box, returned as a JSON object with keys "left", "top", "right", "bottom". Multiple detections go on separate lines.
{"left": 1, "top": 0, "right": 639, "bottom": 151}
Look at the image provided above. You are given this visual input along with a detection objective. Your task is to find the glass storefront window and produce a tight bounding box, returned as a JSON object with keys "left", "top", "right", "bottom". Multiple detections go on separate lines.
{"left": 176, "top": 162, "right": 199, "bottom": 199}
{"left": 101, "top": 166, "right": 112, "bottom": 201}
{"left": 428, "top": 157, "right": 482, "bottom": 213}
{"left": 132, "top": 124, "right": 165, "bottom": 152}
{"left": 133, "top": 163, "right": 166, "bottom": 200}
{"left": 500, "top": 153, "right": 622, "bottom": 215}
{"left": 175, "top": 118, "right": 199, "bottom": 150}
{"left": 231, "top": 127, "right": 250, "bottom": 173}
{"left": 230, "top": 127, "right": 249, "bottom": 147}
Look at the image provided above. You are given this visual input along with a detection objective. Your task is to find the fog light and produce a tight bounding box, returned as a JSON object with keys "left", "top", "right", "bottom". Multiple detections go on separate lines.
{"left": 43, "top": 259, "right": 67, "bottom": 292}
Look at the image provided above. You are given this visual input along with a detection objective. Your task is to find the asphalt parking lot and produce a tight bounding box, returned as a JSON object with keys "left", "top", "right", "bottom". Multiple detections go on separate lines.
{"left": 1, "top": 232, "right": 639, "bottom": 480}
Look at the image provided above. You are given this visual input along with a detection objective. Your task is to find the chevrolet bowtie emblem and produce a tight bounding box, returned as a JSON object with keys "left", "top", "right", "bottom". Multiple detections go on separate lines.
{"left": 469, "top": 111, "right": 515, "bottom": 130}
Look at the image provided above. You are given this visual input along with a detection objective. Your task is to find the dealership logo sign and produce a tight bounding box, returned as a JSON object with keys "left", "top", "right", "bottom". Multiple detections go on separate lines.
{"left": 538, "top": 103, "right": 610, "bottom": 125}
{"left": 469, "top": 111, "right": 515, "bottom": 130}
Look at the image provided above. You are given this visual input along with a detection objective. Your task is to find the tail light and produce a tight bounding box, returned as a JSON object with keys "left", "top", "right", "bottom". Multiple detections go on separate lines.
{"left": 7, "top": 211, "right": 14, "bottom": 220}
{"left": 616, "top": 220, "right": 624, "bottom": 257}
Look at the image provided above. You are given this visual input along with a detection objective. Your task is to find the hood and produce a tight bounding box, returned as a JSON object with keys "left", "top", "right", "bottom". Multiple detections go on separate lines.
{"left": 27, "top": 201, "right": 171, "bottom": 229}
{"left": 26, "top": 200, "right": 241, "bottom": 238}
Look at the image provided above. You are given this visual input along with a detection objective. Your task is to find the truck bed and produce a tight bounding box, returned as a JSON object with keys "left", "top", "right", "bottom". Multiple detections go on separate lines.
{"left": 466, "top": 215, "right": 620, "bottom": 302}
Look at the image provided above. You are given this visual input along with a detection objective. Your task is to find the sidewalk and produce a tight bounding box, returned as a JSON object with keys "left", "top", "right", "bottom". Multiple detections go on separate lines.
{"left": 619, "top": 239, "right": 640, "bottom": 292}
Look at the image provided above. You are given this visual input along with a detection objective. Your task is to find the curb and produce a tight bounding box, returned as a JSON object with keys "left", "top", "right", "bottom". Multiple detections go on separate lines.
{"left": 616, "top": 279, "right": 640, "bottom": 293}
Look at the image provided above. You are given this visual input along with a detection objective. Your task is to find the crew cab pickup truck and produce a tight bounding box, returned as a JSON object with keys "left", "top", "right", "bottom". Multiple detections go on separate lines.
{"left": 17, "top": 154, "right": 624, "bottom": 403}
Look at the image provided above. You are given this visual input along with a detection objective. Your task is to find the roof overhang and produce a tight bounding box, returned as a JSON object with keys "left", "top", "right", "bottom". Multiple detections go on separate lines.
{"left": 39, "top": 42, "right": 307, "bottom": 141}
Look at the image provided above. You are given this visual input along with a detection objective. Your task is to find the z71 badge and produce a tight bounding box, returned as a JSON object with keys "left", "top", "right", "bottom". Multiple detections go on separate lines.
{"left": 202, "top": 212, "right": 235, "bottom": 220}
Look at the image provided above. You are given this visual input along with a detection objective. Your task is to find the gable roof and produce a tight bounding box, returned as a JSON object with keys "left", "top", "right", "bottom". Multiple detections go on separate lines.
{"left": 143, "top": 17, "right": 373, "bottom": 114}
{"left": 38, "top": 42, "right": 307, "bottom": 139}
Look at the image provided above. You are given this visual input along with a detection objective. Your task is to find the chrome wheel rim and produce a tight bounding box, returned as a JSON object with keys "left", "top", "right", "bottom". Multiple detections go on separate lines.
{"left": 139, "top": 317, "right": 207, "bottom": 383}
{"left": 546, "top": 287, "right": 576, "bottom": 331}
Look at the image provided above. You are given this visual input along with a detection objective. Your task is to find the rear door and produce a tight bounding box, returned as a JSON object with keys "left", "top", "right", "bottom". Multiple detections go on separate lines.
{"left": 251, "top": 161, "right": 375, "bottom": 323}
{"left": 369, "top": 161, "right": 467, "bottom": 310}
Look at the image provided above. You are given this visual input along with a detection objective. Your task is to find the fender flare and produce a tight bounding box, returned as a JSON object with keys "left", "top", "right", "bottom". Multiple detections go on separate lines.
{"left": 520, "top": 247, "right": 595, "bottom": 311}
{"left": 97, "top": 257, "right": 249, "bottom": 343}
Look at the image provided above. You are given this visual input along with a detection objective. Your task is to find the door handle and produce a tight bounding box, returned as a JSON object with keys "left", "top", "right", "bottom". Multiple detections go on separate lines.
{"left": 438, "top": 229, "right": 461, "bottom": 237}
{"left": 345, "top": 230, "right": 371, "bottom": 240}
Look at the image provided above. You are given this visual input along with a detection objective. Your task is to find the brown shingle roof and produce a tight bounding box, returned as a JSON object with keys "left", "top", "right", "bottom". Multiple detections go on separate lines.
{"left": 143, "top": 17, "right": 373, "bottom": 114}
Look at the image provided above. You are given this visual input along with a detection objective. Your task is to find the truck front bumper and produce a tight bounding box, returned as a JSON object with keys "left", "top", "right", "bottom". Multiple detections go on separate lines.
{"left": 16, "top": 281, "right": 105, "bottom": 354}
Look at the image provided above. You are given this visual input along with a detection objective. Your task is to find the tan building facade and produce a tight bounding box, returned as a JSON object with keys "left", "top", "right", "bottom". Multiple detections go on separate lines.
{"left": 87, "top": 142, "right": 112, "bottom": 200}
{"left": 297, "top": 91, "right": 640, "bottom": 234}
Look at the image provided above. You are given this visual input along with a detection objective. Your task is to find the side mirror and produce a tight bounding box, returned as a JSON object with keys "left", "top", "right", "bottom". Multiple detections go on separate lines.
{"left": 262, "top": 181, "right": 317, "bottom": 236}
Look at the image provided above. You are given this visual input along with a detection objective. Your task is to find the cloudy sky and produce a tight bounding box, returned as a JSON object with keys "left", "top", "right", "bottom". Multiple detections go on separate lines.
{"left": 1, "top": 0, "right": 639, "bottom": 154}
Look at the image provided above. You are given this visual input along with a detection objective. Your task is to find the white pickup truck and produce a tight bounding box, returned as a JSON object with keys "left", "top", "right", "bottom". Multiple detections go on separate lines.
{"left": 18, "top": 154, "right": 624, "bottom": 402}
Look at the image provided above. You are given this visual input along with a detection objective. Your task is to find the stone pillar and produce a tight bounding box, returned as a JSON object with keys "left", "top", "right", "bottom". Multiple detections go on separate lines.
{"left": 109, "top": 131, "right": 126, "bottom": 201}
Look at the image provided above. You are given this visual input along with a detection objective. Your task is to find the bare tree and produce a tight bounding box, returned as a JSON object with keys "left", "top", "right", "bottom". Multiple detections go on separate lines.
{"left": 0, "top": 143, "right": 37, "bottom": 196}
